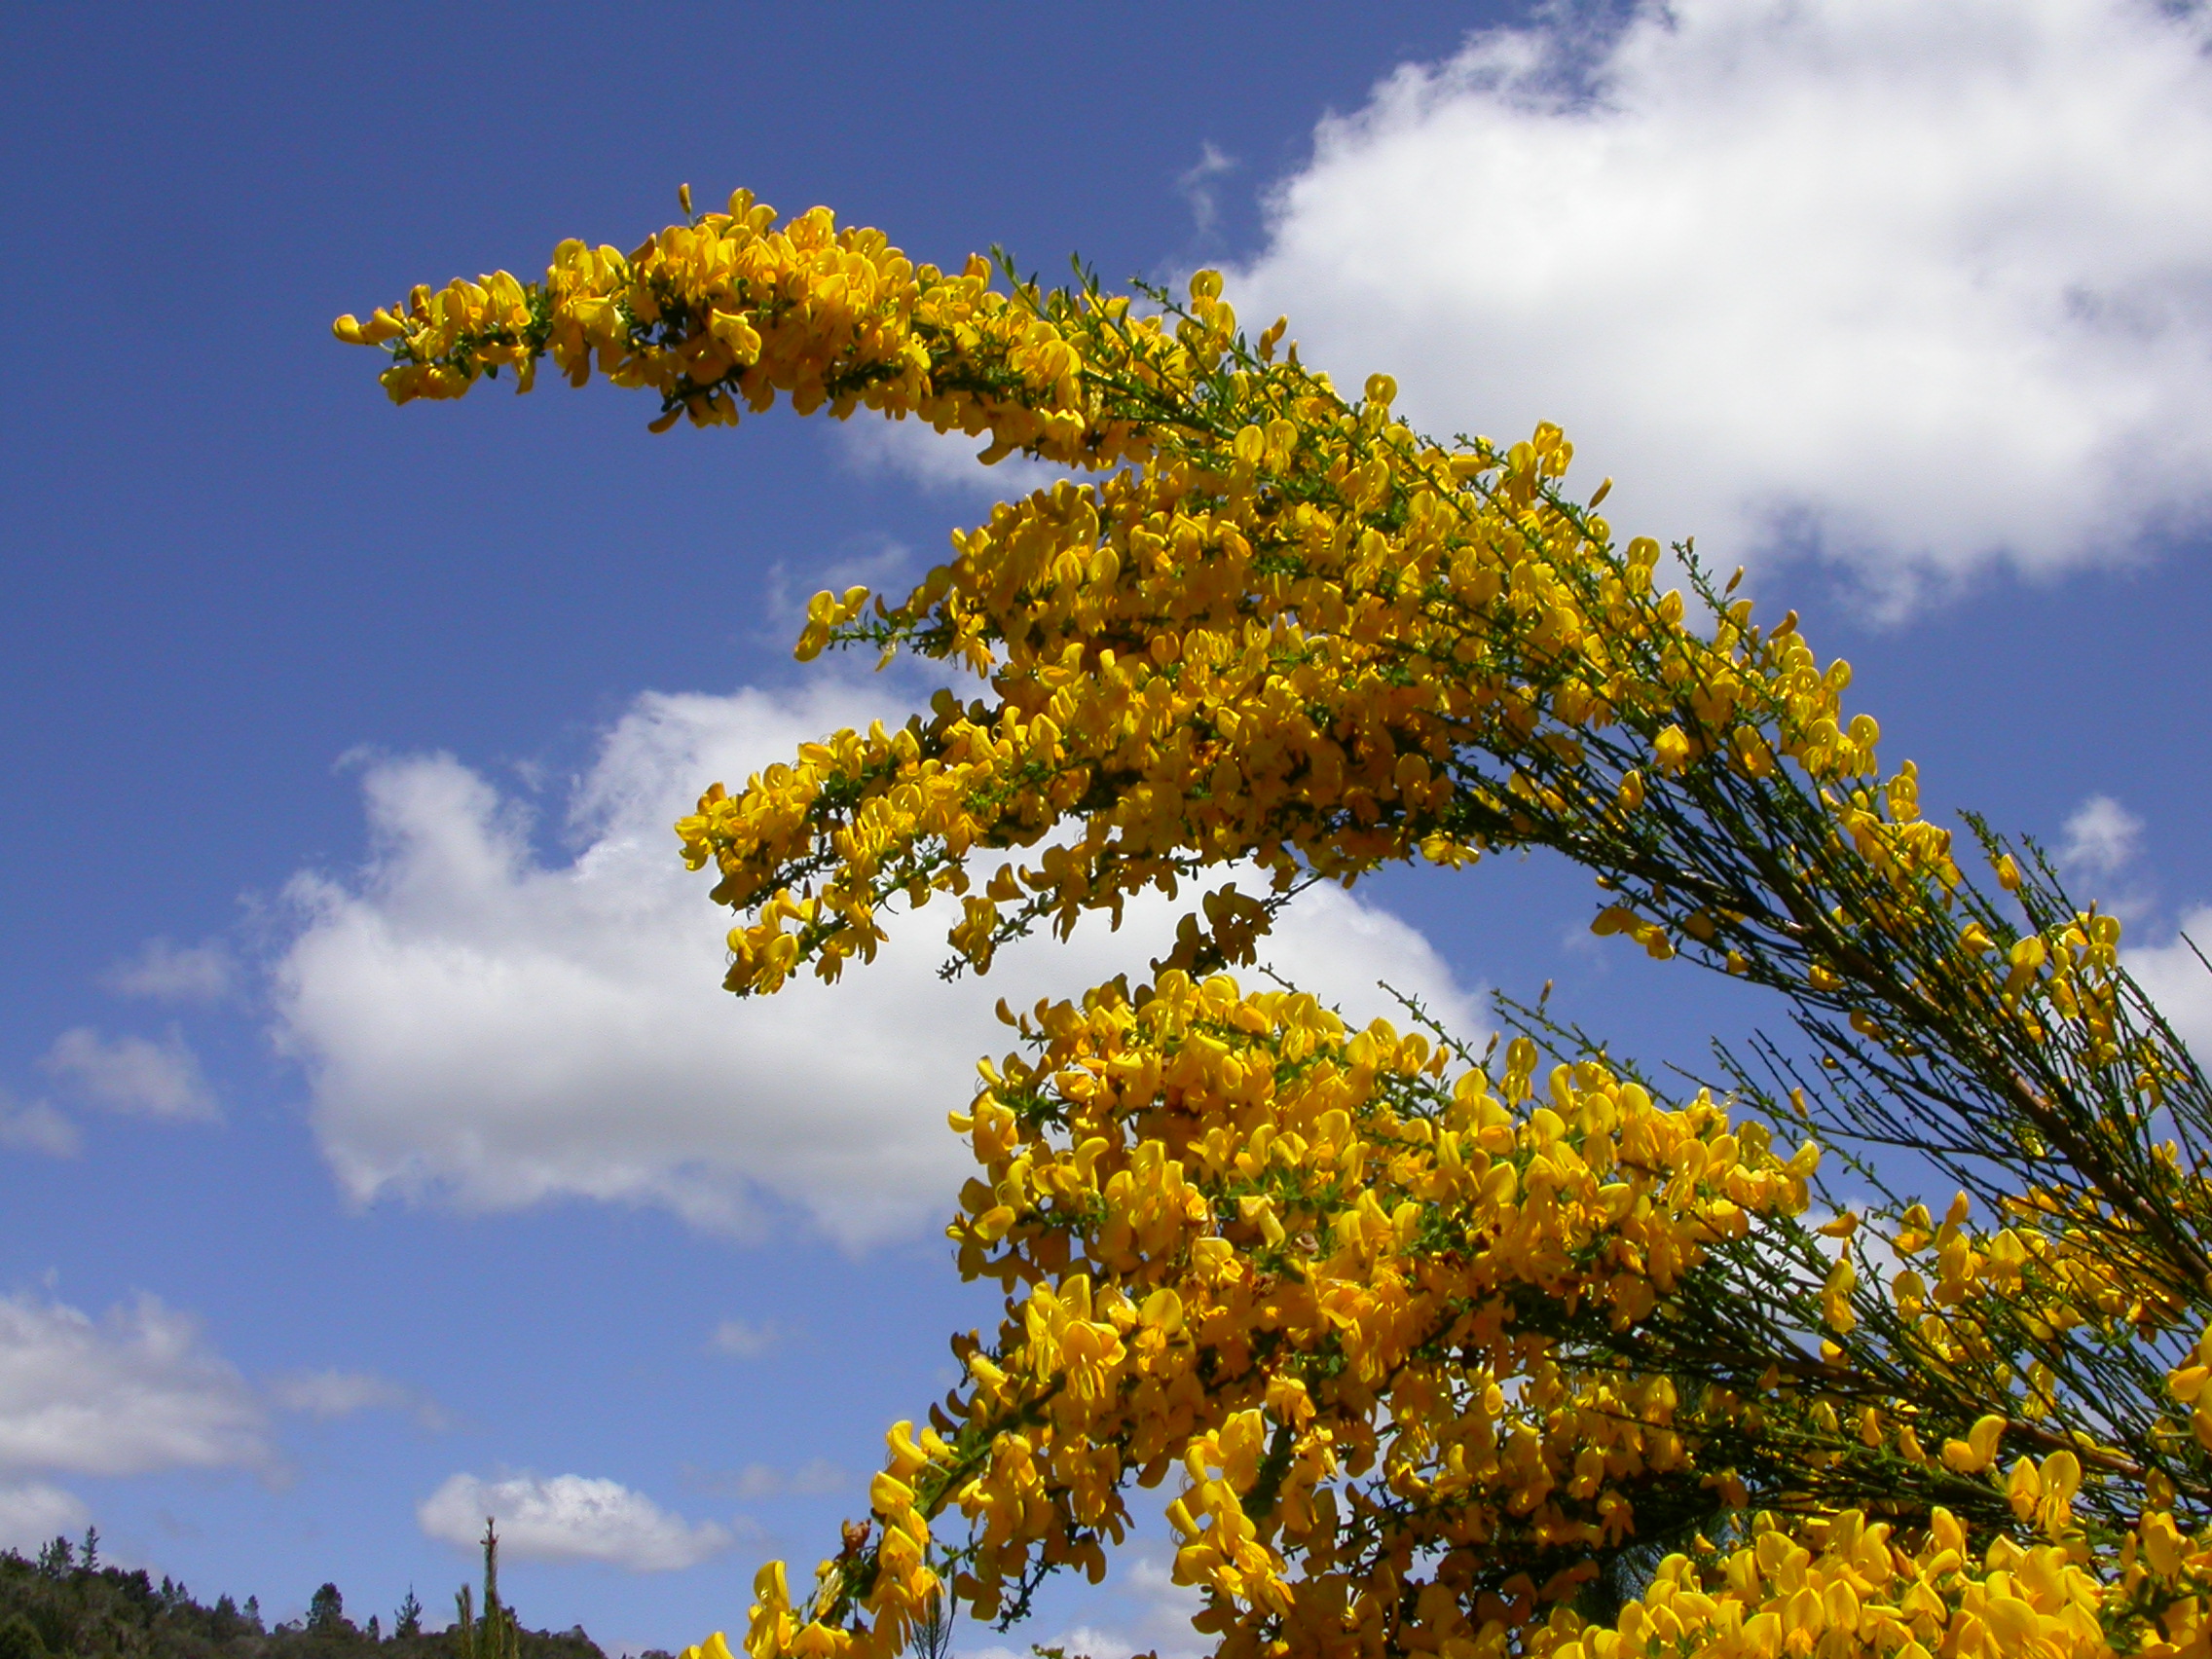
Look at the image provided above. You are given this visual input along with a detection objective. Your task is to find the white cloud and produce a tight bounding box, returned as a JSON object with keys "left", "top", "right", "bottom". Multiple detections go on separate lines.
{"left": 684, "top": 1458, "right": 848, "bottom": 1501}
{"left": 272, "top": 683, "right": 1484, "bottom": 1249}
{"left": 779, "top": 1458, "right": 848, "bottom": 1497}
{"left": 41, "top": 1027, "right": 217, "bottom": 1121}
{"left": 269, "top": 1368, "right": 448, "bottom": 1431}
{"left": 2058, "top": 793, "right": 2145, "bottom": 877}
{"left": 835, "top": 415, "right": 1075, "bottom": 498}
{"left": 706, "top": 1319, "right": 779, "bottom": 1359}
{"left": 418, "top": 1473, "right": 731, "bottom": 1572}
{"left": 757, "top": 537, "right": 920, "bottom": 644}
{"left": 1178, "top": 141, "right": 1239, "bottom": 237}
{"left": 967, "top": 1546, "right": 1204, "bottom": 1659}
{"left": 1113, "top": 1553, "right": 1207, "bottom": 1657}
{"left": 2129, "top": 905, "right": 2212, "bottom": 1061}
{"left": 0, "top": 1292, "right": 269, "bottom": 1476}
{"left": 0, "top": 1483, "right": 90, "bottom": 1555}
{"left": 269, "top": 1368, "right": 408, "bottom": 1419}
{"left": 1228, "top": 0, "right": 2212, "bottom": 607}
{"left": 106, "top": 938, "right": 238, "bottom": 1004}
{"left": 0, "top": 1091, "right": 78, "bottom": 1159}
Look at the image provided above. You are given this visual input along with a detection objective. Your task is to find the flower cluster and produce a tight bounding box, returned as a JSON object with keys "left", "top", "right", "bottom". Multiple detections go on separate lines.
{"left": 344, "top": 192, "right": 2212, "bottom": 1659}
{"left": 335, "top": 187, "right": 1179, "bottom": 465}
{"left": 672, "top": 393, "right": 1899, "bottom": 1002}
{"left": 725, "top": 973, "right": 2191, "bottom": 1659}
{"left": 333, "top": 194, "right": 1907, "bottom": 1002}
{"left": 752, "top": 975, "right": 1816, "bottom": 1657}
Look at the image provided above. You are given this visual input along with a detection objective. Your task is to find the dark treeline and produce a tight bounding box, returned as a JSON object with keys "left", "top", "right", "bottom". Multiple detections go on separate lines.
{"left": 0, "top": 1532, "right": 623, "bottom": 1659}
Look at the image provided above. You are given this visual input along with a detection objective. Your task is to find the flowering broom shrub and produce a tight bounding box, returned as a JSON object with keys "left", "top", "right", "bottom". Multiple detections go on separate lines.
{"left": 339, "top": 188, "right": 2212, "bottom": 1659}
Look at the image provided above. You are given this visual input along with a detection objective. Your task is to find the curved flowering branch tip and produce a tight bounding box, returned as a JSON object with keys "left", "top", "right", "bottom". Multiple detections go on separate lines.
{"left": 348, "top": 186, "right": 2212, "bottom": 1659}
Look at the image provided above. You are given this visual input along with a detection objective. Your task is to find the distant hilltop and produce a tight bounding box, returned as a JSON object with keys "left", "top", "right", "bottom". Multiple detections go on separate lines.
{"left": 1, "top": 1531, "right": 609, "bottom": 1659}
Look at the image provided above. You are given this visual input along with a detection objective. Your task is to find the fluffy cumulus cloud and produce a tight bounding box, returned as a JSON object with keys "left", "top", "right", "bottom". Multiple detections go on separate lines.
{"left": 2046, "top": 794, "right": 2212, "bottom": 1063}
{"left": 2129, "top": 907, "right": 2212, "bottom": 1062}
{"left": 0, "top": 1292, "right": 268, "bottom": 1477}
{"left": 418, "top": 1473, "right": 730, "bottom": 1572}
{"left": 969, "top": 1549, "right": 1204, "bottom": 1659}
{"left": 836, "top": 415, "right": 1070, "bottom": 499}
{"left": 2059, "top": 794, "right": 2146, "bottom": 879}
{"left": 1228, "top": 0, "right": 2212, "bottom": 605}
{"left": 41, "top": 1026, "right": 217, "bottom": 1121}
{"left": 272, "top": 683, "right": 1484, "bottom": 1248}
{"left": 0, "top": 1483, "right": 90, "bottom": 1555}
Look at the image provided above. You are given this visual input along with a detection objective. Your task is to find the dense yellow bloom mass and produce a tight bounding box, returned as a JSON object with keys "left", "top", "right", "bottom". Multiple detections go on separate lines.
{"left": 344, "top": 192, "right": 2212, "bottom": 1659}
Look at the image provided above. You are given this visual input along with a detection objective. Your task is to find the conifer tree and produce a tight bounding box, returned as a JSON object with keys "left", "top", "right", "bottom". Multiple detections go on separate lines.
{"left": 308, "top": 1584, "right": 347, "bottom": 1637}
{"left": 454, "top": 1524, "right": 520, "bottom": 1659}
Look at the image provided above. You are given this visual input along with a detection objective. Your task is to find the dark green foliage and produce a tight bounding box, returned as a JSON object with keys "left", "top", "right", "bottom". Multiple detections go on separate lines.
{"left": 0, "top": 1613, "right": 51, "bottom": 1659}
{"left": 306, "top": 1589, "right": 349, "bottom": 1640}
{"left": 0, "top": 1539, "right": 606, "bottom": 1659}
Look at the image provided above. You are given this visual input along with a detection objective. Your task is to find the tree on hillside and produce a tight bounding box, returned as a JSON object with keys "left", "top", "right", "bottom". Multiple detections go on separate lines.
{"left": 0, "top": 1539, "right": 604, "bottom": 1659}
{"left": 307, "top": 1584, "right": 350, "bottom": 1638}
{"left": 454, "top": 1522, "right": 521, "bottom": 1659}
{"left": 336, "top": 187, "right": 2212, "bottom": 1659}
{"left": 0, "top": 1614, "right": 49, "bottom": 1659}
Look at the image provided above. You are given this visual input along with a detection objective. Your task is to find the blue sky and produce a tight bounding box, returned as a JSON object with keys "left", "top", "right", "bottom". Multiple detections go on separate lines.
{"left": 4, "top": 3, "right": 2212, "bottom": 1655}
